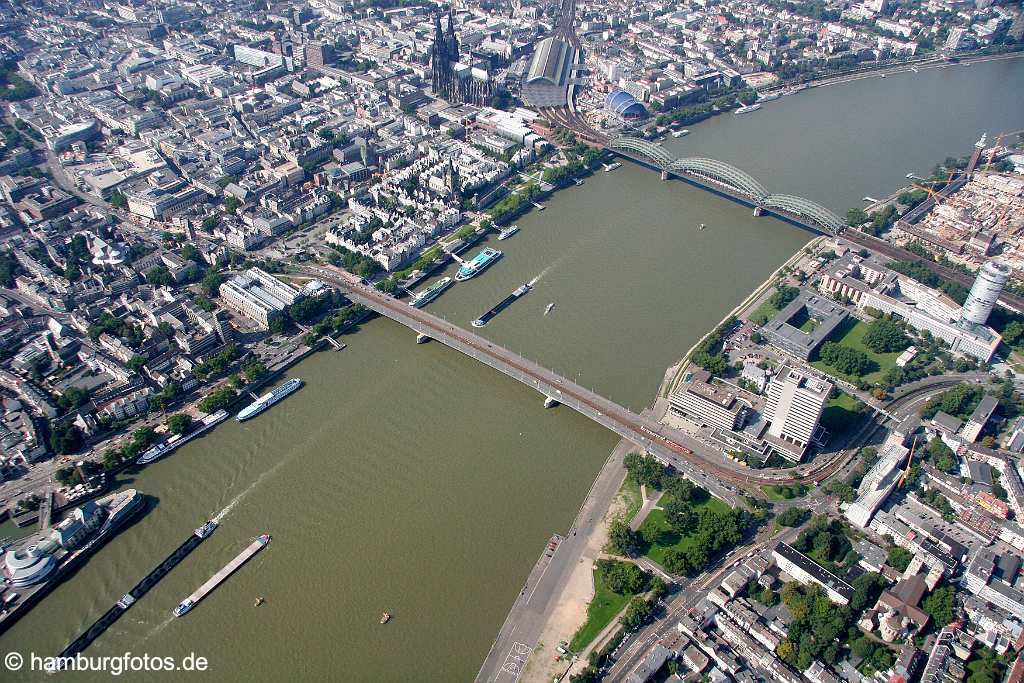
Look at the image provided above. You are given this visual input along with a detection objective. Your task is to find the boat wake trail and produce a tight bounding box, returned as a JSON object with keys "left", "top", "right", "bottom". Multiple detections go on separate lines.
{"left": 529, "top": 264, "right": 554, "bottom": 287}
{"left": 140, "top": 614, "right": 176, "bottom": 643}
{"left": 212, "top": 456, "right": 290, "bottom": 523}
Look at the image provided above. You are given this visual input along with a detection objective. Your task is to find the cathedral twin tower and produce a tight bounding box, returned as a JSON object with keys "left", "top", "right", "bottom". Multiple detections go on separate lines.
{"left": 430, "top": 10, "right": 495, "bottom": 107}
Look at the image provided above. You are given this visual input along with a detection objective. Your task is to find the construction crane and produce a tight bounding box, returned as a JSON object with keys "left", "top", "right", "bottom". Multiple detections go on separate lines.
{"left": 898, "top": 435, "right": 918, "bottom": 488}
{"left": 910, "top": 170, "right": 958, "bottom": 207}
{"left": 983, "top": 134, "right": 1005, "bottom": 173}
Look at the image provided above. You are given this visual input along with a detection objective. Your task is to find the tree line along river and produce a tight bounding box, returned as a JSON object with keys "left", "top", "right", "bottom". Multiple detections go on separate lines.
{"left": 2, "top": 56, "right": 1023, "bottom": 682}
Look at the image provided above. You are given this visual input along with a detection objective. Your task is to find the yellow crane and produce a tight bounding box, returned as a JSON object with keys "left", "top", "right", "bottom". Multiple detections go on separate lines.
{"left": 983, "top": 134, "right": 1005, "bottom": 173}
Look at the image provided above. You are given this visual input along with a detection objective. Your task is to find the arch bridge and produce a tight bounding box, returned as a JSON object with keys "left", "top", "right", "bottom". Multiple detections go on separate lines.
{"left": 606, "top": 136, "right": 845, "bottom": 235}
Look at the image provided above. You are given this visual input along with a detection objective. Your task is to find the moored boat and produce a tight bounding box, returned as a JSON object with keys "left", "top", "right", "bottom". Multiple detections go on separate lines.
{"left": 455, "top": 248, "right": 502, "bottom": 282}
{"left": 497, "top": 225, "right": 519, "bottom": 241}
{"left": 236, "top": 379, "right": 303, "bottom": 422}
{"left": 409, "top": 277, "right": 453, "bottom": 308}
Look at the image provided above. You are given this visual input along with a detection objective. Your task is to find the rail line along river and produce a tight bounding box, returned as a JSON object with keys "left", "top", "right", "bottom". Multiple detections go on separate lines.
{"left": 3, "top": 56, "right": 1023, "bottom": 682}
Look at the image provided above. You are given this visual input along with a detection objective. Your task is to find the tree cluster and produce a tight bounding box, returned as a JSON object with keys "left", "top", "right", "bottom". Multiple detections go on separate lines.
{"left": 886, "top": 546, "right": 913, "bottom": 572}
{"left": 792, "top": 515, "right": 855, "bottom": 572}
{"left": 57, "top": 386, "right": 91, "bottom": 412}
{"left": 624, "top": 452, "right": 668, "bottom": 489}
{"left": 607, "top": 519, "right": 642, "bottom": 557}
{"left": 849, "top": 636, "right": 895, "bottom": 675}
{"left": 776, "top": 507, "right": 810, "bottom": 527}
{"left": 926, "top": 437, "right": 958, "bottom": 473}
{"left": 198, "top": 387, "right": 237, "bottom": 414}
{"left": 691, "top": 317, "right": 736, "bottom": 377}
{"left": 327, "top": 244, "right": 381, "bottom": 278}
{"left": 167, "top": 413, "right": 193, "bottom": 435}
{"left": 862, "top": 317, "right": 909, "bottom": 353}
{"left": 88, "top": 311, "right": 144, "bottom": 345}
{"left": 768, "top": 285, "right": 801, "bottom": 311}
{"left": 920, "top": 383, "right": 983, "bottom": 420}
{"left": 777, "top": 582, "right": 851, "bottom": 670}
{"left": 817, "top": 341, "right": 874, "bottom": 376}
{"left": 923, "top": 585, "right": 956, "bottom": 626}
{"left": 661, "top": 506, "right": 747, "bottom": 575}
{"left": 596, "top": 559, "right": 651, "bottom": 596}
{"left": 0, "top": 249, "right": 18, "bottom": 287}
{"left": 49, "top": 422, "right": 84, "bottom": 454}
{"left": 194, "top": 344, "right": 242, "bottom": 381}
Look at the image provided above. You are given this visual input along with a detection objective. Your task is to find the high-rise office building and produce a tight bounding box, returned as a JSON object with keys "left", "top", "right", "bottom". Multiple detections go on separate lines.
{"left": 960, "top": 260, "right": 1010, "bottom": 326}
{"left": 763, "top": 366, "right": 832, "bottom": 461}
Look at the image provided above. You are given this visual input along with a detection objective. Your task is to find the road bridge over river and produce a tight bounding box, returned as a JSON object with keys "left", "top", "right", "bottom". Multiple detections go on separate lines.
{"left": 299, "top": 265, "right": 856, "bottom": 497}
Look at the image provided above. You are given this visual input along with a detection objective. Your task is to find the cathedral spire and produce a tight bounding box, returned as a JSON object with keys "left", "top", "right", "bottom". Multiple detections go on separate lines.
{"left": 445, "top": 8, "right": 459, "bottom": 61}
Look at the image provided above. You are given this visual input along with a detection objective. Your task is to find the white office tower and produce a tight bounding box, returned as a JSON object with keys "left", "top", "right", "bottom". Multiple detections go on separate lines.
{"left": 960, "top": 261, "right": 1010, "bottom": 326}
{"left": 763, "top": 366, "right": 832, "bottom": 460}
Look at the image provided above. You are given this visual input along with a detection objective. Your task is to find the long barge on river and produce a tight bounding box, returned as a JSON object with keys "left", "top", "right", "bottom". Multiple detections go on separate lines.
{"left": 57, "top": 520, "right": 218, "bottom": 660}
{"left": 472, "top": 283, "right": 531, "bottom": 328}
{"left": 173, "top": 534, "right": 271, "bottom": 617}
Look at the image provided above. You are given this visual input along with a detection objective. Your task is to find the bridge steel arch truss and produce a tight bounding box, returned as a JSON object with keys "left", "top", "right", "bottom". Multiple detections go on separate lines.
{"left": 763, "top": 194, "right": 845, "bottom": 235}
{"left": 606, "top": 137, "right": 674, "bottom": 169}
{"left": 668, "top": 157, "right": 769, "bottom": 201}
{"left": 607, "top": 136, "right": 844, "bottom": 235}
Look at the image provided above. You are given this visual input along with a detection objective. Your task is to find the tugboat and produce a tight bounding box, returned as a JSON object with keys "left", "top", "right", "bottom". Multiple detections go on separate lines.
{"left": 380, "top": 612, "right": 391, "bottom": 624}
{"left": 698, "top": 223, "right": 706, "bottom": 231}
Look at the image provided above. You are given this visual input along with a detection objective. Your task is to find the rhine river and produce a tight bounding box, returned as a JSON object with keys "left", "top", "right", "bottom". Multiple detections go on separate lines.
{"left": 3, "top": 57, "right": 1023, "bottom": 682}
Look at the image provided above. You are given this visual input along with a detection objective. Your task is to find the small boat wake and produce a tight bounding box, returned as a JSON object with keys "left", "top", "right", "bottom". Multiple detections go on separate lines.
{"left": 212, "top": 455, "right": 291, "bottom": 523}
{"left": 529, "top": 261, "right": 558, "bottom": 286}
{"left": 140, "top": 614, "right": 176, "bottom": 642}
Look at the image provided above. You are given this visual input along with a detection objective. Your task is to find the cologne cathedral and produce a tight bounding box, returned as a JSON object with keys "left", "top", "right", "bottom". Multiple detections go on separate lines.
{"left": 430, "top": 11, "right": 495, "bottom": 106}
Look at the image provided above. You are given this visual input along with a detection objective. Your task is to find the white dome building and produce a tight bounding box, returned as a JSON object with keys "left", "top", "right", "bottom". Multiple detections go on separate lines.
{"left": 4, "top": 540, "right": 58, "bottom": 587}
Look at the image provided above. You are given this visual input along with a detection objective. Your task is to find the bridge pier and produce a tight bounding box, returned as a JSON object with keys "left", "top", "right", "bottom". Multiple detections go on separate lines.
{"left": 660, "top": 169, "right": 668, "bottom": 181}
{"left": 752, "top": 206, "right": 763, "bottom": 217}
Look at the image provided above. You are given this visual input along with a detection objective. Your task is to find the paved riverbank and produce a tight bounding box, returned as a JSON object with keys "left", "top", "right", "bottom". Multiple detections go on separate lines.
{"left": 475, "top": 438, "right": 632, "bottom": 683}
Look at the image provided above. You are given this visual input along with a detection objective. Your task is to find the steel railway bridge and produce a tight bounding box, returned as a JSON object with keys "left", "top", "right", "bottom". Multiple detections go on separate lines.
{"left": 606, "top": 136, "right": 846, "bottom": 235}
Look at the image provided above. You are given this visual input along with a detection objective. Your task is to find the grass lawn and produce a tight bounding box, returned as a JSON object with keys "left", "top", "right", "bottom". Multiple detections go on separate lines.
{"left": 821, "top": 390, "right": 866, "bottom": 437}
{"left": 810, "top": 319, "right": 902, "bottom": 385}
{"left": 638, "top": 496, "right": 729, "bottom": 568}
{"left": 569, "top": 566, "right": 632, "bottom": 652}
{"left": 618, "top": 476, "right": 642, "bottom": 523}
{"left": 749, "top": 299, "right": 781, "bottom": 325}
{"left": 761, "top": 484, "right": 808, "bottom": 501}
